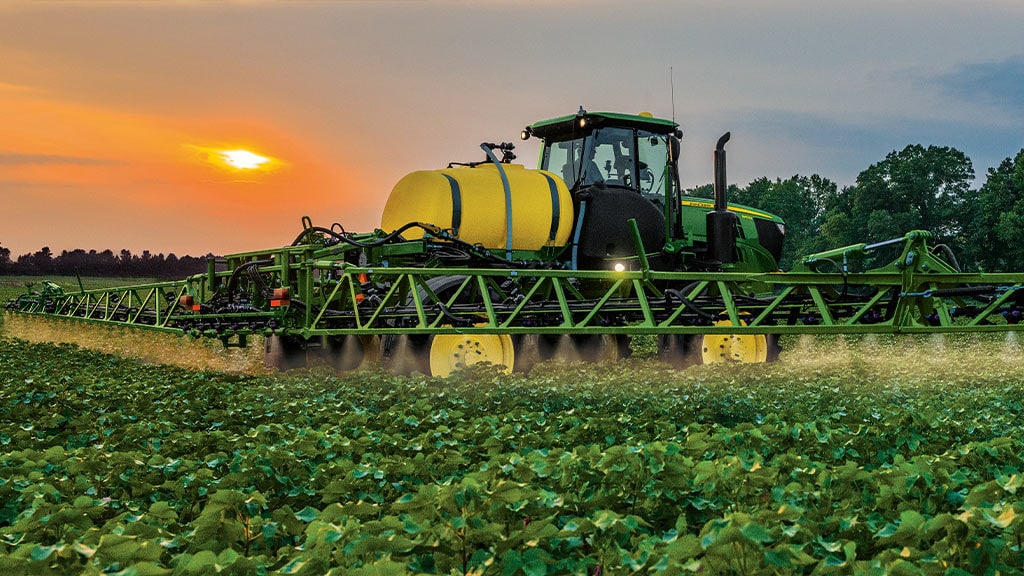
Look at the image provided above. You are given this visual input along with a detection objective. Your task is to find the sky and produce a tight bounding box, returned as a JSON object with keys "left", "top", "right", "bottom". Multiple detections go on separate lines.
{"left": 1, "top": 0, "right": 1023, "bottom": 258}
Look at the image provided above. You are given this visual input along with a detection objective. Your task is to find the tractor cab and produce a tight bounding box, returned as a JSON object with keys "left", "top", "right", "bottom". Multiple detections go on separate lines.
{"left": 522, "top": 110, "right": 683, "bottom": 270}
{"left": 524, "top": 110, "right": 681, "bottom": 199}
{"left": 522, "top": 109, "right": 785, "bottom": 273}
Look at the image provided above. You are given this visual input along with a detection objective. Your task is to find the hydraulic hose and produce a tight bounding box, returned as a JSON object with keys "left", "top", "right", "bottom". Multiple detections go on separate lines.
{"left": 931, "top": 244, "right": 962, "bottom": 273}
{"left": 313, "top": 220, "right": 540, "bottom": 269}
{"left": 664, "top": 286, "right": 715, "bottom": 320}
{"left": 224, "top": 258, "right": 274, "bottom": 302}
{"left": 292, "top": 222, "right": 440, "bottom": 249}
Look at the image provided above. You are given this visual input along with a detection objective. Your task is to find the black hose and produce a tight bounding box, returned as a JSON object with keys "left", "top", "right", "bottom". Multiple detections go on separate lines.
{"left": 290, "top": 226, "right": 345, "bottom": 246}
{"left": 432, "top": 301, "right": 475, "bottom": 327}
{"left": 664, "top": 288, "right": 715, "bottom": 320}
{"left": 292, "top": 222, "right": 435, "bottom": 248}
{"left": 931, "top": 244, "right": 962, "bottom": 273}
{"left": 807, "top": 257, "right": 850, "bottom": 300}
{"left": 225, "top": 259, "right": 274, "bottom": 301}
{"left": 297, "top": 220, "right": 559, "bottom": 271}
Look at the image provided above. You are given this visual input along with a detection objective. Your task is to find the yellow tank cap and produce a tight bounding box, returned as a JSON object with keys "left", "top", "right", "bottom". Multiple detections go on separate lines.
{"left": 638, "top": 111, "right": 654, "bottom": 117}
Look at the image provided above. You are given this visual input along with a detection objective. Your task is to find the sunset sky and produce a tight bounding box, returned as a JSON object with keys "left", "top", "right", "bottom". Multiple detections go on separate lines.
{"left": 2, "top": 1, "right": 1023, "bottom": 258}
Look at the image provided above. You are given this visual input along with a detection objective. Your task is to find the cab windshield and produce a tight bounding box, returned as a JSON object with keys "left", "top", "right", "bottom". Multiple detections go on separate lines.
{"left": 541, "top": 127, "right": 671, "bottom": 196}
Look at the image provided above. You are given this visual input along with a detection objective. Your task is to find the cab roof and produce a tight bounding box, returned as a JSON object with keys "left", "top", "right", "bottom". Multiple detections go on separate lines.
{"left": 527, "top": 111, "right": 680, "bottom": 140}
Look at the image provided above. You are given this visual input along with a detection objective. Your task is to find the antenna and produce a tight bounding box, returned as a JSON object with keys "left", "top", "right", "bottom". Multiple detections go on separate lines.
{"left": 670, "top": 66, "right": 676, "bottom": 123}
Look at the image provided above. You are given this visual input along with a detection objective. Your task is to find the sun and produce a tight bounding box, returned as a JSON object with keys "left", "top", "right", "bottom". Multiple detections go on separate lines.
{"left": 186, "top": 143, "right": 282, "bottom": 176}
{"left": 221, "top": 149, "right": 270, "bottom": 170}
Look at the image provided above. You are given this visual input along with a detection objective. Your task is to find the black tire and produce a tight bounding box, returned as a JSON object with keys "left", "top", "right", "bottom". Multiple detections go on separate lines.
{"left": 765, "top": 334, "right": 782, "bottom": 362}
{"left": 327, "top": 334, "right": 380, "bottom": 372}
{"left": 656, "top": 334, "right": 702, "bottom": 369}
{"left": 264, "top": 335, "right": 310, "bottom": 372}
{"left": 379, "top": 334, "right": 432, "bottom": 375}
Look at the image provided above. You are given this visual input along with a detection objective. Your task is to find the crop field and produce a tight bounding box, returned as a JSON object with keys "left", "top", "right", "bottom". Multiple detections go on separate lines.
{"left": 1, "top": 326, "right": 1023, "bottom": 575}
{"left": 0, "top": 277, "right": 161, "bottom": 299}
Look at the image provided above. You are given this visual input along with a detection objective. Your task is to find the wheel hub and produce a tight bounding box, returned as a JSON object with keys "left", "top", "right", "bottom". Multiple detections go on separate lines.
{"left": 701, "top": 320, "right": 768, "bottom": 363}
{"left": 429, "top": 333, "right": 514, "bottom": 377}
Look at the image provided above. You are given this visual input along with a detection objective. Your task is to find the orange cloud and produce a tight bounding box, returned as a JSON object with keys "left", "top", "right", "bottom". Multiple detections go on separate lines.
{"left": 0, "top": 83, "right": 358, "bottom": 256}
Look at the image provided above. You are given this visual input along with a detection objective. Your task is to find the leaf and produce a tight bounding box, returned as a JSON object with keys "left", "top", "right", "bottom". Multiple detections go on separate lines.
{"left": 521, "top": 548, "right": 548, "bottom": 576}
{"left": 664, "top": 534, "right": 702, "bottom": 562}
{"left": 278, "top": 557, "right": 307, "bottom": 575}
{"left": 120, "top": 562, "right": 172, "bottom": 576}
{"left": 149, "top": 501, "right": 178, "bottom": 522}
{"left": 218, "top": 548, "right": 240, "bottom": 566}
{"left": 97, "top": 534, "right": 141, "bottom": 564}
{"left": 29, "top": 545, "right": 56, "bottom": 561}
{"left": 182, "top": 550, "right": 218, "bottom": 573}
{"left": 294, "top": 506, "right": 320, "bottom": 522}
{"left": 984, "top": 506, "right": 1016, "bottom": 529}
{"left": 740, "top": 522, "right": 773, "bottom": 544}
{"left": 592, "top": 509, "right": 621, "bottom": 530}
{"left": 346, "top": 559, "right": 412, "bottom": 576}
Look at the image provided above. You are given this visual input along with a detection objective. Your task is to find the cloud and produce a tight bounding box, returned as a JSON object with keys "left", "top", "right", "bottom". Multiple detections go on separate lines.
{"left": 0, "top": 152, "right": 116, "bottom": 166}
{"left": 936, "top": 55, "right": 1024, "bottom": 110}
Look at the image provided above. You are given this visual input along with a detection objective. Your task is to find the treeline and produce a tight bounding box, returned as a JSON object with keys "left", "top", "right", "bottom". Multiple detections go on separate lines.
{"left": 689, "top": 145, "right": 1024, "bottom": 272}
{"left": 0, "top": 246, "right": 214, "bottom": 279}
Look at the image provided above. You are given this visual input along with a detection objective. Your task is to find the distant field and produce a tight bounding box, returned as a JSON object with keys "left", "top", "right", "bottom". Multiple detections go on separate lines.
{"left": 0, "top": 275, "right": 162, "bottom": 305}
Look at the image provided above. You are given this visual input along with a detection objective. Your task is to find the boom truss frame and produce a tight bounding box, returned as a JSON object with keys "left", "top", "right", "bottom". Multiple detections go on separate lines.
{"left": 7, "top": 232, "right": 1024, "bottom": 345}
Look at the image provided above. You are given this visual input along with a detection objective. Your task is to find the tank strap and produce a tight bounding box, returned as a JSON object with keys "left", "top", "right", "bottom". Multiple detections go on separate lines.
{"left": 441, "top": 174, "right": 462, "bottom": 235}
{"left": 571, "top": 200, "right": 587, "bottom": 270}
{"left": 540, "top": 173, "right": 561, "bottom": 243}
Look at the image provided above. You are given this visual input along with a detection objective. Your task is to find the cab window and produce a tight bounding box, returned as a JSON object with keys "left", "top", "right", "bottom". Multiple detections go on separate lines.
{"left": 637, "top": 131, "right": 670, "bottom": 196}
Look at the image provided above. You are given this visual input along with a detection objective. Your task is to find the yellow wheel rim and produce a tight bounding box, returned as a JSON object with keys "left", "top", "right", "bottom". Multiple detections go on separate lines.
{"left": 429, "top": 333, "right": 514, "bottom": 377}
{"left": 700, "top": 319, "right": 768, "bottom": 363}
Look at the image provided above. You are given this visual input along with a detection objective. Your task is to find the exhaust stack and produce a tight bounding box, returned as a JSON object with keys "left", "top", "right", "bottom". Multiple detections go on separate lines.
{"left": 706, "top": 132, "right": 738, "bottom": 264}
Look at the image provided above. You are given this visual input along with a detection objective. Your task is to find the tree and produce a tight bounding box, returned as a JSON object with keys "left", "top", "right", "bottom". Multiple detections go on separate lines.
{"left": 731, "top": 175, "right": 839, "bottom": 269}
{"left": 832, "top": 144, "right": 976, "bottom": 264}
{"left": 29, "top": 246, "right": 54, "bottom": 274}
{"left": 969, "top": 148, "right": 1024, "bottom": 271}
{"left": 0, "top": 242, "right": 11, "bottom": 274}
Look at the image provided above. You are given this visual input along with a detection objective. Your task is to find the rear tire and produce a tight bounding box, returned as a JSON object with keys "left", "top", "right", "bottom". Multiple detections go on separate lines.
{"left": 380, "top": 334, "right": 432, "bottom": 375}
{"left": 327, "top": 334, "right": 380, "bottom": 372}
{"left": 264, "top": 335, "right": 310, "bottom": 372}
{"left": 656, "top": 334, "right": 702, "bottom": 368}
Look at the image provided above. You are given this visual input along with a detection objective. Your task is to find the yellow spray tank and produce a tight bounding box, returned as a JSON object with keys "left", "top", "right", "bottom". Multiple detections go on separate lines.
{"left": 381, "top": 162, "right": 574, "bottom": 252}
